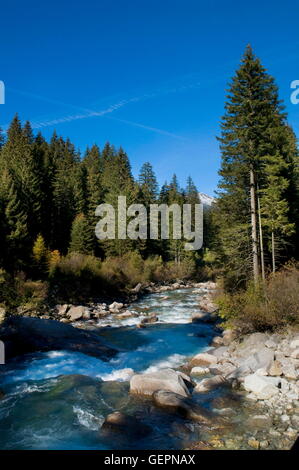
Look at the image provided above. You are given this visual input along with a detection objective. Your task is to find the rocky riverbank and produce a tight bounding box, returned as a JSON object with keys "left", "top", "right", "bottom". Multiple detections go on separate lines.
{"left": 38, "top": 280, "right": 215, "bottom": 326}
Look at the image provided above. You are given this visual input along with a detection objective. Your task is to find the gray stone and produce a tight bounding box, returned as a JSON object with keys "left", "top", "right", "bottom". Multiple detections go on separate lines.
{"left": 130, "top": 368, "right": 192, "bottom": 397}
{"left": 209, "top": 363, "right": 237, "bottom": 377}
{"left": 190, "top": 352, "right": 218, "bottom": 367}
{"left": 235, "top": 348, "right": 275, "bottom": 373}
{"left": 190, "top": 366, "right": 210, "bottom": 376}
{"left": 290, "top": 338, "right": 299, "bottom": 349}
{"left": 153, "top": 390, "right": 212, "bottom": 423}
{"left": 194, "top": 375, "right": 227, "bottom": 393}
{"left": 131, "top": 283, "right": 143, "bottom": 293}
{"left": 109, "top": 302, "right": 124, "bottom": 312}
{"left": 56, "top": 304, "right": 70, "bottom": 316}
{"left": 209, "top": 346, "right": 229, "bottom": 359}
{"left": 67, "top": 305, "right": 85, "bottom": 321}
{"left": 243, "top": 374, "right": 280, "bottom": 399}
{"left": 267, "top": 360, "right": 283, "bottom": 376}
{"left": 246, "top": 414, "right": 272, "bottom": 429}
{"left": 291, "top": 349, "right": 299, "bottom": 359}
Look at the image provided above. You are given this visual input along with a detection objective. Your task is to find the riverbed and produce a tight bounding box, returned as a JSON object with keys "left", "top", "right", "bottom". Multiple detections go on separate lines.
{"left": 0, "top": 287, "right": 257, "bottom": 450}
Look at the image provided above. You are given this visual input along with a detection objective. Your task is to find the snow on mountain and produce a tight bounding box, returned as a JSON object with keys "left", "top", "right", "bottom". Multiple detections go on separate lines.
{"left": 198, "top": 192, "right": 216, "bottom": 208}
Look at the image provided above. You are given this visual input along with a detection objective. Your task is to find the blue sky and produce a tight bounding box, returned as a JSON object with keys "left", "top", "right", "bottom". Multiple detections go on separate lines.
{"left": 0, "top": 0, "right": 298, "bottom": 196}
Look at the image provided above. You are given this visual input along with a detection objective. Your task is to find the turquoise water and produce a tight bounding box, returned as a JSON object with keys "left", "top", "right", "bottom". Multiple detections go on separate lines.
{"left": 0, "top": 288, "right": 216, "bottom": 450}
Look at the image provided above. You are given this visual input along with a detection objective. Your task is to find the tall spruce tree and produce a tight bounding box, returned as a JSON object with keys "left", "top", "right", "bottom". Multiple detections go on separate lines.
{"left": 216, "top": 45, "right": 296, "bottom": 288}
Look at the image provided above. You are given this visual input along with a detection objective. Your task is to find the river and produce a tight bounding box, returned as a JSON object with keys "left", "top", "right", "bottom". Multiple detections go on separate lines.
{"left": 0, "top": 287, "right": 250, "bottom": 450}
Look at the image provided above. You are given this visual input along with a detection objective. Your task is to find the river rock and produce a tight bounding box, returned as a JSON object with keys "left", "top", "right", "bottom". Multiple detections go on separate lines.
{"left": 131, "top": 283, "right": 143, "bottom": 293}
{"left": 290, "top": 338, "right": 299, "bottom": 349}
{"left": 153, "top": 390, "right": 212, "bottom": 423}
{"left": 115, "top": 310, "right": 135, "bottom": 319}
{"left": 276, "top": 354, "right": 298, "bottom": 379}
{"left": 209, "top": 346, "right": 229, "bottom": 359}
{"left": 190, "top": 366, "right": 210, "bottom": 376}
{"left": 243, "top": 374, "right": 280, "bottom": 399}
{"left": 56, "top": 304, "right": 69, "bottom": 316}
{"left": 140, "top": 314, "right": 158, "bottom": 325}
{"left": 130, "top": 368, "right": 192, "bottom": 397}
{"left": 67, "top": 305, "right": 85, "bottom": 321}
{"left": 209, "top": 363, "right": 237, "bottom": 377}
{"left": 190, "top": 352, "right": 218, "bottom": 367}
{"left": 246, "top": 414, "right": 272, "bottom": 429}
{"left": 291, "top": 349, "right": 299, "bottom": 359}
{"left": 101, "top": 411, "right": 151, "bottom": 437}
{"left": 194, "top": 375, "right": 227, "bottom": 393}
{"left": 222, "top": 329, "right": 237, "bottom": 345}
{"left": 109, "top": 302, "right": 124, "bottom": 313}
{"left": 267, "top": 360, "right": 283, "bottom": 376}
{"left": 211, "top": 336, "right": 224, "bottom": 346}
{"left": 191, "top": 312, "right": 216, "bottom": 323}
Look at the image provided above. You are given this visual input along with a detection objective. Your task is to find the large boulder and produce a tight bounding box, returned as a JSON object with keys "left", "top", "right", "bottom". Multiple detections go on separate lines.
{"left": 0, "top": 316, "right": 118, "bottom": 361}
{"left": 190, "top": 352, "right": 218, "bottom": 367}
{"left": 243, "top": 374, "right": 281, "bottom": 399}
{"left": 153, "top": 390, "right": 212, "bottom": 423}
{"left": 130, "top": 368, "right": 193, "bottom": 397}
{"left": 101, "top": 411, "right": 151, "bottom": 437}
{"left": 234, "top": 347, "right": 275, "bottom": 374}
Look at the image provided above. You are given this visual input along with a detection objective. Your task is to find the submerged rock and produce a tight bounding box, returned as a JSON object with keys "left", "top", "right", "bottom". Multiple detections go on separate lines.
{"left": 101, "top": 411, "right": 151, "bottom": 437}
{"left": 153, "top": 390, "right": 212, "bottom": 423}
{"left": 130, "top": 368, "right": 193, "bottom": 397}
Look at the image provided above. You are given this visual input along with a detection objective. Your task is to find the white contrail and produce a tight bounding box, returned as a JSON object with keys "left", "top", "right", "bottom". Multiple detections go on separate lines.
{"left": 2, "top": 80, "right": 201, "bottom": 138}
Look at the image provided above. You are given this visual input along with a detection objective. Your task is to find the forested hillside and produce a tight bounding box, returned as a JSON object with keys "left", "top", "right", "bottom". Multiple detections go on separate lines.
{"left": 0, "top": 46, "right": 298, "bottom": 324}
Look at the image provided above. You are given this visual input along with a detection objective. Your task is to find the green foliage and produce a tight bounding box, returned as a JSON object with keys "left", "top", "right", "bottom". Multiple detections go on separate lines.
{"left": 69, "top": 213, "right": 94, "bottom": 255}
{"left": 216, "top": 264, "right": 299, "bottom": 332}
{"left": 215, "top": 45, "right": 298, "bottom": 286}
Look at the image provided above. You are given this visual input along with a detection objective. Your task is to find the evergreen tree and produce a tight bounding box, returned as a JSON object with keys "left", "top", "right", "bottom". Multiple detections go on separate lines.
{"left": 69, "top": 213, "right": 94, "bottom": 255}
{"left": 216, "top": 45, "right": 296, "bottom": 288}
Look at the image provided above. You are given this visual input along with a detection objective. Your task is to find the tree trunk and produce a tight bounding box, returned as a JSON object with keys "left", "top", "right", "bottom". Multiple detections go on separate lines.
{"left": 257, "top": 192, "right": 265, "bottom": 281}
{"left": 250, "top": 168, "right": 259, "bottom": 283}
{"left": 271, "top": 231, "right": 276, "bottom": 273}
